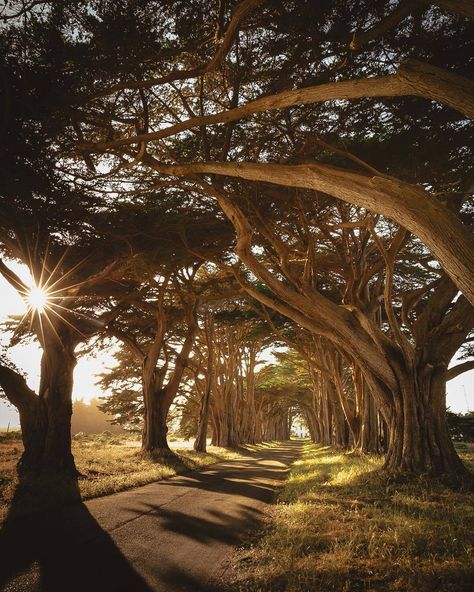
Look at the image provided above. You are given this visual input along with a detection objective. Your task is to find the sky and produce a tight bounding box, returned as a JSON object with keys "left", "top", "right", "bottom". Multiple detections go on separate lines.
{"left": 0, "top": 261, "right": 472, "bottom": 428}
{"left": 0, "top": 261, "right": 118, "bottom": 427}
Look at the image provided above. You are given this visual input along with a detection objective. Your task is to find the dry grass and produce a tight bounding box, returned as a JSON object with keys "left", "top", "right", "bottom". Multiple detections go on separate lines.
{"left": 226, "top": 443, "right": 474, "bottom": 592}
{"left": 0, "top": 431, "right": 246, "bottom": 522}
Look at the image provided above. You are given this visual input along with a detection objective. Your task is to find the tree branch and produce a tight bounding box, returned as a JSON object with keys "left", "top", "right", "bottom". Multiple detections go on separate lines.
{"left": 80, "top": 0, "right": 264, "bottom": 103}
{"left": 142, "top": 156, "right": 474, "bottom": 308}
{"left": 0, "top": 364, "right": 37, "bottom": 411}
{"left": 78, "top": 60, "right": 474, "bottom": 152}
{"left": 447, "top": 360, "right": 474, "bottom": 381}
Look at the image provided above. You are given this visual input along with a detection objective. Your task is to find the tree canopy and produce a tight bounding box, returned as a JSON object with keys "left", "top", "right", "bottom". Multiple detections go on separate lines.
{"left": 0, "top": 0, "right": 472, "bottom": 481}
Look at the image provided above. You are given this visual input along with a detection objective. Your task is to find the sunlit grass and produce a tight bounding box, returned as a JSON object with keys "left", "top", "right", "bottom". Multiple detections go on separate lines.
{"left": 226, "top": 443, "right": 474, "bottom": 592}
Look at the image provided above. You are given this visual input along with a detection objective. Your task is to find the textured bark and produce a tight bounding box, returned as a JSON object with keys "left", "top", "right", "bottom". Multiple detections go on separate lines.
{"left": 0, "top": 342, "right": 78, "bottom": 476}
{"left": 142, "top": 317, "right": 198, "bottom": 455}
{"left": 207, "top": 324, "right": 255, "bottom": 448}
{"left": 194, "top": 380, "right": 212, "bottom": 452}
{"left": 383, "top": 366, "right": 467, "bottom": 475}
{"left": 354, "top": 366, "right": 385, "bottom": 454}
{"left": 240, "top": 344, "right": 258, "bottom": 444}
{"left": 142, "top": 387, "right": 173, "bottom": 455}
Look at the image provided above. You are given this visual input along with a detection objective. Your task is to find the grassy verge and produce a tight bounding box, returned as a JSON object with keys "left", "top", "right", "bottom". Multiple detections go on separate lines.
{"left": 226, "top": 443, "right": 474, "bottom": 592}
{"left": 0, "top": 431, "right": 251, "bottom": 521}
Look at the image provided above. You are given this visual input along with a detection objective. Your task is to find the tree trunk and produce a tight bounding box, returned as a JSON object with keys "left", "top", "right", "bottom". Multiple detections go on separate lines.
{"left": 383, "top": 366, "right": 468, "bottom": 476}
{"left": 19, "top": 345, "right": 77, "bottom": 476}
{"left": 354, "top": 366, "right": 383, "bottom": 454}
{"left": 141, "top": 386, "right": 173, "bottom": 456}
{"left": 211, "top": 406, "right": 230, "bottom": 447}
{"left": 194, "top": 381, "right": 212, "bottom": 452}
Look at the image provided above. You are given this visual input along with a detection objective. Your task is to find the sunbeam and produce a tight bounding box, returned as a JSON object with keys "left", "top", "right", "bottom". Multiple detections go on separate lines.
{"left": 27, "top": 286, "right": 49, "bottom": 313}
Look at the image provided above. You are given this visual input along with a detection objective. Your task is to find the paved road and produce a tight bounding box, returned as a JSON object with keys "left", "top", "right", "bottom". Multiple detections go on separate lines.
{"left": 0, "top": 441, "right": 302, "bottom": 592}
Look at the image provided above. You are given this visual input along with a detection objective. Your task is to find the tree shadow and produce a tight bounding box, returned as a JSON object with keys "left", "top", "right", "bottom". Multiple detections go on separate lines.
{"left": 0, "top": 442, "right": 303, "bottom": 592}
{"left": 154, "top": 444, "right": 301, "bottom": 503}
{"left": 0, "top": 473, "right": 154, "bottom": 592}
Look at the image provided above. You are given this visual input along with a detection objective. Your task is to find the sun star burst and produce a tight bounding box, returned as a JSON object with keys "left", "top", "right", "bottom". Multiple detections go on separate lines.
{"left": 27, "top": 286, "right": 49, "bottom": 313}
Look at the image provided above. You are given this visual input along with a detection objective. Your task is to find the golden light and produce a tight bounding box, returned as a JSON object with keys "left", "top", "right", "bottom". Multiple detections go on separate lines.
{"left": 27, "top": 286, "right": 49, "bottom": 313}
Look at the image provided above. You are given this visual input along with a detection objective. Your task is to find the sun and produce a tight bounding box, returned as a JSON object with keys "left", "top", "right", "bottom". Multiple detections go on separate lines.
{"left": 27, "top": 286, "right": 49, "bottom": 313}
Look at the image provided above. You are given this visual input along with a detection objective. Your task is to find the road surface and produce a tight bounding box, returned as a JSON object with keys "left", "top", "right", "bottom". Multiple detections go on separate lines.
{"left": 0, "top": 441, "right": 302, "bottom": 592}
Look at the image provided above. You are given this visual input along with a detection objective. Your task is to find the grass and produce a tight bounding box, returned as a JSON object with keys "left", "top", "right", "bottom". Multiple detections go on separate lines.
{"left": 0, "top": 431, "right": 248, "bottom": 522}
{"left": 225, "top": 442, "right": 474, "bottom": 592}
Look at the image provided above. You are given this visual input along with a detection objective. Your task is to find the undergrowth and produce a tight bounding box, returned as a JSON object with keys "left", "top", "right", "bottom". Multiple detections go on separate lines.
{"left": 226, "top": 443, "right": 474, "bottom": 592}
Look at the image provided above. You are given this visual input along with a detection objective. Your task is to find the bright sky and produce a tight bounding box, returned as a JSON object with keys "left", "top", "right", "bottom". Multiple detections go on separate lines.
{"left": 0, "top": 262, "right": 472, "bottom": 427}
{"left": 0, "top": 262, "right": 118, "bottom": 427}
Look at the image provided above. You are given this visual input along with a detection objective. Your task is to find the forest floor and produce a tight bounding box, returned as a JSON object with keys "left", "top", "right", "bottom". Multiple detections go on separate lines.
{"left": 0, "top": 431, "right": 250, "bottom": 522}
{"left": 224, "top": 442, "right": 474, "bottom": 592}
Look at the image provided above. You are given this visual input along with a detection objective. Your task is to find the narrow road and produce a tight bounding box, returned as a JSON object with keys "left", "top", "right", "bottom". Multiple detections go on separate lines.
{"left": 0, "top": 441, "right": 302, "bottom": 592}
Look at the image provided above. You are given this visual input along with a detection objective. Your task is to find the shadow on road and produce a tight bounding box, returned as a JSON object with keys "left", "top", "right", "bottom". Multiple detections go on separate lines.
{"left": 0, "top": 475, "right": 154, "bottom": 592}
{"left": 0, "top": 441, "right": 303, "bottom": 592}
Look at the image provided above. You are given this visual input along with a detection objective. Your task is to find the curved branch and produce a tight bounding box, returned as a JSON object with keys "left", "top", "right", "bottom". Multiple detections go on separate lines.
{"left": 368, "top": 220, "right": 412, "bottom": 356}
{"left": 0, "top": 364, "right": 37, "bottom": 411}
{"left": 78, "top": 60, "right": 474, "bottom": 152}
{"left": 107, "top": 327, "right": 145, "bottom": 361}
{"left": 350, "top": 0, "right": 423, "bottom": 51}
{"left": 350, "top": 0, "right": 474, "bottom": 51}
{"left": 143, "top": 156, "right": 474, "bottom": 307}
{"left": 447, "top": 360, "right": 474, "bottom": 381}
{"left": 202, "top": 181, "right": 398, "bottom": 392}
{"left": 0, "top": 258, "right": 29, "bottom": 296}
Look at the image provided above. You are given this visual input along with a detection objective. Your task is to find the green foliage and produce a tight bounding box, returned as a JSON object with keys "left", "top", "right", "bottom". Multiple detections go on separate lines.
{"left": 256, "top": 351, "right": 311, "bottom": 402}
{"left": 447, "top": 411, "right": 474, "bottom": 442}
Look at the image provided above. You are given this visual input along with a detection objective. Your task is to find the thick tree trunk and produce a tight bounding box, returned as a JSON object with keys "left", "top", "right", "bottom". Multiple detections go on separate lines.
{"left": 141, "top": 306, "right": 198, "bottom": 456}
{"left": 354, "top": 366, "right": 384, "bottom": 454}
{"left": 141, "top": 386, "right": 173, "bottom": 456}
{"left": 19, "top": 345, "right": 77, "bottom": 476}
{"left": 383, "top": 367, "right": 468, "bottom": 476}
{"left": 359, "top": 389, "right": 382, "bottom": 454}
{"left": 212, "top": 408, "right": 231, "bottom": 447}
{"left": 254, "top": 407, "right": 263, "bottom": 443}
{"left": 194, "top": 382, "right": 212, "bottom": 452}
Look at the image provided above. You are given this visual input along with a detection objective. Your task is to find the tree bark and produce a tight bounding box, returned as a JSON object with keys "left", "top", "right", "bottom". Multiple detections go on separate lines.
{"left": 194, "top": 381, "right": 212, "bottom": 452}
{"left": 0, "top": 343, "right": 78, "bottom": 477}
{"left": 383, "top": 365, "right": 467, "bottom": 475}
{"left": 142, "top": 386, "right": 173, "bottom": 455}
{"left": 140, "top": 289, "right": 198, "bottom": 455}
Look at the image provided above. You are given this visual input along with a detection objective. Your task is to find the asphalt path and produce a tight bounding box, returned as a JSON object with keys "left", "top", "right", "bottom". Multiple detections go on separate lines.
{"left": 0, "top": 441, "right": 302, "bottom": 592}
